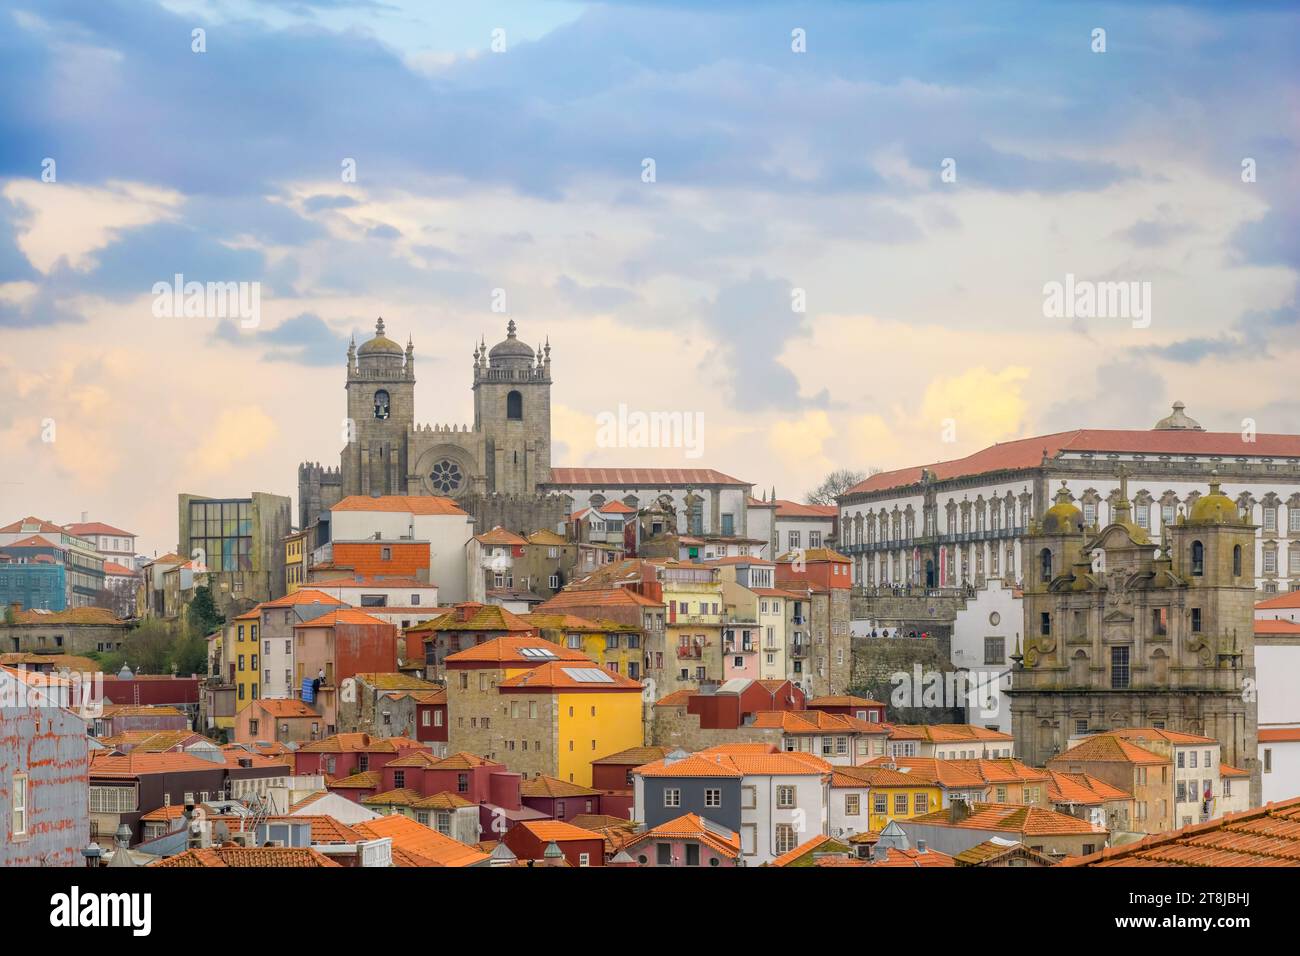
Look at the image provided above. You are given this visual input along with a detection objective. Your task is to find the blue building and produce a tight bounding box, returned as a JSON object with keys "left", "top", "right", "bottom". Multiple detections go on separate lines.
{"left": 0, "top": 556, "right": 67, "bottom": 611}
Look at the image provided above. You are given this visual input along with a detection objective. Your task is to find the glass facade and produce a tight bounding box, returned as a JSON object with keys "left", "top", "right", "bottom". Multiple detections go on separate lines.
{"left": 189, "top": 499, "right": 254, "bottom": 571}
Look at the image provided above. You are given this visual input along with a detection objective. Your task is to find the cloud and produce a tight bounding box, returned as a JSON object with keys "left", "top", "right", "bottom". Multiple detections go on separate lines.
{"left": 212, "top": 312, "right": 350, "bottom": 366}
{"left": 183, "top": 404, "right": 279, "bottom": 475}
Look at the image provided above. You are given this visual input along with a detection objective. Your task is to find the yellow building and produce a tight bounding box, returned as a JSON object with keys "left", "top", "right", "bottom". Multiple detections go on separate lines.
{"left": 284, "top": 530, "right": 307, "bottom": 595}
{"left": 229, "top": 607, "right": 262, "bottom": 712}
{"left": 834, "top": 765, "right": 944, "bottom": 831}
{"left": 656, "top": 561, "right": 726, "bottom": 685}
{"left": 521, "top": 612, "right": 644, "bottom": 681}
{"left": 498, "top": 661, "right": 644, "bottom": 786}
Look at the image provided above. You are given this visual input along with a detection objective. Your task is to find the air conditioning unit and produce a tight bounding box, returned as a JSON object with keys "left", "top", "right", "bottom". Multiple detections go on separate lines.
{"left": 267, "top": 840, "right": 285, "bottom": 848}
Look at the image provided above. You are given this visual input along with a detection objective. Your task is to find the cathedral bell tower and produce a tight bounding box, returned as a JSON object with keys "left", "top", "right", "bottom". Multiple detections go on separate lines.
{"left": 472, "top": 320, "right": 552, "bottom": 495}
{"left": 342, "top": 317, "right": 415, "bottom": 498}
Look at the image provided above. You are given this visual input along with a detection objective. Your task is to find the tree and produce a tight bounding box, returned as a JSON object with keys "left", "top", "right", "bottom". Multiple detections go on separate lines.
{"left": 805, "top": 468, "right": 881, "bottom": 506}
{"left": 118, "top": 618, "right": 176, "bottom": 675}
{"left": 186, "top": 585, "right": 225, "bottom": 639}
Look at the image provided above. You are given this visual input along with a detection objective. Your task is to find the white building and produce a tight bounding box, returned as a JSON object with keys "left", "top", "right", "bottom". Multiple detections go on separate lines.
{"left": 772, "top": 500, "right": 838, "bottom": 555}
{"left": 1260, "top": 728, "right": 1300, "bottom": 804}
{"left": 838, "top": 404, "right": 1300, "bottom": 594}
{"left": 64, "top": 520, "right": 139, "bottom": 571}
{"left": 948, "top": 577, "right": 1023, "bottom": 734}
{"left": 306, "top": 575, "right": 441, "bottom": 631}
{"left": 543, "top": 468, "right": 756, "bottom": 541}
{"left": 327, "top": 495, "right": 474, "bottom": 603}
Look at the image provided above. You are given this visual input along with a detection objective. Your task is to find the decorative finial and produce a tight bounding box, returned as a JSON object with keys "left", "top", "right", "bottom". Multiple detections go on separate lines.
{"left": 376, "top": 317, "right": 385, "bottom": 337}
{"left": 1208, "top": 469, "right": 1221, "bottom": 497}
{"left": 506, "top": 319, "right": 517, "bottom": 338}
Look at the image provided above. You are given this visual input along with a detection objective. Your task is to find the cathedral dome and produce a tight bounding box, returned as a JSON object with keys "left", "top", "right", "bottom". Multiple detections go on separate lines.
{"left": 1041, "top": 482, "right": 1084, "bottom": 534}
{"left": 358, "top": 317, "right": 403, "bottom": 356}
{"left": 1153, "top": 401, "right": 1203, "bottom": 431}
{"left": 488, "top": 320, "right": 535, "bottom": 367}
{"left": 1188, "top": 474, "right": 1241, "bottom": 525}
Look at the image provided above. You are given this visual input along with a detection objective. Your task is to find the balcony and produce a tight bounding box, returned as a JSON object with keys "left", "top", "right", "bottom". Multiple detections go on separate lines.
{"left": 676, "top": 645, "right": 703, "bottom": 660}
{"left": 790, "top": 644, "right": 808, "bottom": 658}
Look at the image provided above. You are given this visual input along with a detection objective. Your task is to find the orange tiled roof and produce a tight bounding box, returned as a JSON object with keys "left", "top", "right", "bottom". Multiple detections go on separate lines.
{"left": 412, "top": 791, "right": 476, "bottom": 810}
{"left": 953, "top": 839, "right": 1057, "bottom": 866}
{"left": 248, "top": 699, "right": 320, "bottom": 719}
{"left": 1047, "top": 770, "right": 1132, "bottom": 805}
{"left": 297, "top": 733, "right": 425, "bottom": 754}
{"left": 152, "top": 847, "right": 340, "bottom": 868}
{"left": 861, "top": 757, "right": 989, "bottom": 790}
{"left": 408, "top": 604, "right": 535, "bottom": 634}
{"left": 767, "top": 833, "right": 840, "bottom": 867}
{"left": 750, "top": 709, "right": 887, "bottom": 735}
{"left": 520, "top": 775, "right": 601, "bottom": 799}
{"left": 887, "top": 724, "right": 1015, "bottom": 744}
{"left": 909, "top": 802, "right": 1108, "bottom": 837}
{"left": 871, "top": 846, "right": 957, "bottom": 867}
{"left": 360, "top": 788, "right": 426, "bottom": 806}
{"left": 638, "top": 750, "right": 831, "bottom": 779}
{"left": 1256, "top": 592, "right": 1300, "bottom": 610}
{"left": 0, "top": 516, "right": 66, "bottom": 534}
{"left": 327, "top": 771, "right": 382, "bottom": 789}
{"left": 3, "top": 533, "right": 65, "bottom": 550}
{"left": 548, "top": 467, "right": 747, "bottom": 486}
{"left": 945, "top": 758, "right": 1052, "bottom": 786}
{"left": 332, "top": 495, "right": 468, "bottom": 516}
{"left": 474, "top": 526, "right": 529, "bottom": 546}
{"left": 1061, "top": 797, "right": 1300, "bottom": 867}
{"left": 1255, "top": 619, "right": 1300, "bottom": 636}
{"left": 260, "top": 589, "right": 347, "bottom": 609}
{"left": 808, "top": 694, "right": 884, "bottom": 708}
{"left": 844, "top": 429, "right": 1300, "bottom": 497}
{"left": 514, "top": 819, "right": 604, "bottom": 843}
{"left": 832, "top": 765, "right": 925, "bottom": 789}
{"left": 11, "top": 607, "right": 123, "bottom": 625}
{"left": 1052, "top": 735, "right": 1169, "bottom": 765}
{"left": 653, "top": 689, "right": 694, "bottom": 708}
{"left": 1105, "top": 726, "right": 1218, "bottom": 746}
{"left": 521, "top": 612, "right": 638, "bottom": 633}
{"left": 293, "top": 608, "right": 392, "bottom": 629}
{"left": 383, "top": 750, "right": 444, "bottom": 769}
{"left": 1220, "top": 764, "right": 1250, "bottom": 778}
{"left": 291, "top": 815, "right": 365, "bottom": 844}
{"left": 629, "top": 812, "right": 741, "bottom": 859}
{"left": 592, "top": 746, "right": 673, "bottom": 766}
{"left": 353, "top": 672, "right": 441, "bottom": 691}
{"left": 1258, "top": 727, "right": 1300, "bottom": 743}
{"left": 63, "top": 521, "right": 134, "bottom": 537}
{"left": 90, "top": 752, "right": 227, "bottom": 778}
{"left": 431, "top": 751, "right": 501, "bottom": 770}
{"left": 535, "top": 587, "right": 664, "bottom": 611}
{"left": 498, "top": 660, "right": 643, "bottom": 692}
{"left": 772, "top": 500, "right": 838, "bottom": 518}
{"left": 443, "top": 635, "right": 590, "bottom": 666}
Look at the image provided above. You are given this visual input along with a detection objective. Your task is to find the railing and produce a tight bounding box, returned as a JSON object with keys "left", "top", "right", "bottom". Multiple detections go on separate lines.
{"left": 676, "top": 646, "right": 703, "bottom": 659}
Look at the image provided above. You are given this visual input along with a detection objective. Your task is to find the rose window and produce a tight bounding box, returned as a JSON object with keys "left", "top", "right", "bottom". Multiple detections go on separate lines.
{"left": 430, "top": 459, "right": 463, "bottom": 493}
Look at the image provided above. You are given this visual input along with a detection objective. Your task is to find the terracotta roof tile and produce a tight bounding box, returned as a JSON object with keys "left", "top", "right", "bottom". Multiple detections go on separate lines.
{"left": 498, "top": 660, "right": 643, "bottom": 692}
{"left": 547, "top": 468, "right": 748, "bottom": 486}
{"left": 628, "top": 812, "right": 741, "bottom": 859}
{"left": 152, "top": 847, "right": 340, "bottom": 867}
{"left": 910, "top": 802, "right": 1107, "bottom": 837}
{"left": 351, "top": 815, "right": 489, "bottom": 866}
{"left": 520, "top": 775, "right": 602, "bottom": 799}
{"left": 332, "top": 495, "right": 468, "bottom": 516}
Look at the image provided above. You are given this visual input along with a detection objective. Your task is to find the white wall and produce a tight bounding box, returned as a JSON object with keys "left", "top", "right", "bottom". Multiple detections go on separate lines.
{"left": 1261, "top": 738, "right": 1300, "bottom": 804}
{"left": 949, "top": 578, "right": 1023, "bottom": 734}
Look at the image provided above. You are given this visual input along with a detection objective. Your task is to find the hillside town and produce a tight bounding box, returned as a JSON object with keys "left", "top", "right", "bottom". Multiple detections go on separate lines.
{"left": 4, "top": 318, "right": 1300, "bottom": 872}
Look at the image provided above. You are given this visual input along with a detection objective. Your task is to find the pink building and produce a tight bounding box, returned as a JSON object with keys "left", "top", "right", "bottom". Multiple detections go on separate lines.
{"left": 294, "top": 609, "right": 399, "bottom": 732}
{"left": 624, "top": 813, "right": 741, "bottom": 867}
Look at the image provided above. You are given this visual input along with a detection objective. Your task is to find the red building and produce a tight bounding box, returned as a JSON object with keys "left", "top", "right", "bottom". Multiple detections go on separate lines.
{"left": 293, "top": 733, "right": 427, "bottom": 779}
{"left": 504, "top": 819, "right": 606, "bottom": 867}
{"left": 329, "top": 540, "right": 430, "bottom": 580}
{"left": 520, "top": 775, "right": 603, "bottom": 822}
{"left": 294, "top": 609, "right": 399, "bottom": 730}
{"left": 685, "top": 678, "right": 805, "bottom": 730}
{"left": 775, "top": 547, "right": 852, "bottom": 592}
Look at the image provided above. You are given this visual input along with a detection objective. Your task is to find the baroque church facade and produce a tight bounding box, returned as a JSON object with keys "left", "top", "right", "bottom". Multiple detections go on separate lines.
{"left": 298, "top": 319, "right": 570, "bottom": 533}
{"left": 1008, "top": 471, "right": 1260, "bottom": 805}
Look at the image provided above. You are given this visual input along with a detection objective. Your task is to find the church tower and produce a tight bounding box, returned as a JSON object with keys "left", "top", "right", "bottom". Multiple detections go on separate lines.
{"left": 473, "top": 320, "right": 552, "bottom": 495}
{"left": 341, "top": 317, "right": 415, "bottom": 498}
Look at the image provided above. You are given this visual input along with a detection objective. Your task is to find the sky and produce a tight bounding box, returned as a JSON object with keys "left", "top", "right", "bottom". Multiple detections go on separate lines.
{"left": 0, "top": 0, "right": 1296, "bottom": 556}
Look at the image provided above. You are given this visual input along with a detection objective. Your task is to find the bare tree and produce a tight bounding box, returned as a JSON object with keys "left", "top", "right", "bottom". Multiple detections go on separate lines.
{"left": 805, "top": 468, "right": 882, "bottom": 505}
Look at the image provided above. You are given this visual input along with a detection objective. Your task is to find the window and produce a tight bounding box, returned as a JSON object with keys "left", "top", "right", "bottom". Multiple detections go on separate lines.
{"left": 1111, "top": 646, "right": 1130, "bottom": 689}
{"left": 1191, "top": 540, "right": 1204, "bottom": 576}
{"left": 1152, "top": 607, "right": 1168, "bottom": 636}
{"left": 774, "top": 824, "right": 797, "bottom": 855}
{"left": 776, "top": 786, "right": 795, "bottom": 809}
{"left": 705, "top": 789, "right": 721, "bottom": 808}
{"left": 457, "top": 773, "right": 469, "bottom": 793}
{"left": 915, "top": 793, "right": 929, "bottom": 814}
{"left": 984, "top": 636, "right": 1005, "bottom": 665}
{"left": 1191, "top": 608, "right": 1202, "bottom": 633}
{"left": 656, "top": 843, "right": 672, "bottom": 865}
{"left": 1233, "top": 545, "right": 1242, "bottom": 577}
{"left": 506, "top": 390, "right": 523, "bottom": 420}
{"left": 1040, "top": 548, "right": 1053, "bottom": 582}
{"left": 664, "top": 789, "right": 681, "bottom": 808}
{"left": 578, "top": 852, "right": 590, "bottom": 867}
{"left": 393, "top": 770, "right": 405, "bottom": 788}
{"left": 1040, "top": 612, "right": 1051, "bottom": 636}
{"left": 873, "top": 793, "right": 887, "bottom": 814}
{"left": 12, "top": 773, "right": 26, "bottom": 837}
{"left": 894, "top": 793, "right": 908, "bottom": 815}
{"left": 685, "top": 843, "right": 700, "bottom": 867}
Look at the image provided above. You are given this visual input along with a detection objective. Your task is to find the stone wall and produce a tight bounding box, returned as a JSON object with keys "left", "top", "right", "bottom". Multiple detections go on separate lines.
{"left": 849, "top": 636, "right": 966, "bottom": 724}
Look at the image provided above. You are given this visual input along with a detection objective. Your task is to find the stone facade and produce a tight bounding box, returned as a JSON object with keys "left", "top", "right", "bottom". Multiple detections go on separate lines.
{"left": 1009, "top": 475, "right": 1260, "bottom": 805}
{"left": 298, "top": 318, "right": 559, "bottom": 534}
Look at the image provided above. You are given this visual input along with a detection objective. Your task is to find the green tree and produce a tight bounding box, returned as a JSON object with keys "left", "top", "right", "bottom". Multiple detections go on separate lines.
{"left": 118, "top": 618, "right": 176, "bottom": 675}
{"left": 186, "top": 585, "right": 225, "bottom": 638}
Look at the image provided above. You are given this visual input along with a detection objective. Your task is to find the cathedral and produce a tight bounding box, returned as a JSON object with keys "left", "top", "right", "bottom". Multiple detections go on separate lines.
{"left": 298, "top": 319, "right": 570, "bottom": 533}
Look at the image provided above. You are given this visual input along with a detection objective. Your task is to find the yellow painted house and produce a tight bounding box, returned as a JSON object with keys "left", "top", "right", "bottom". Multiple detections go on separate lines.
{"left": 229, "top": 608, "right": 262, "bottom": 712}
{"left": 521, "top": 612, "right": 644, "bottom": 681}
{"left": 284, "top": 530, "right": 307, "bottom": 595}
{"left": 498, "top": 661, "right": 644, "bottom": 787}
{"left": 833, "top": 765, "right": 944, "bottom": 832}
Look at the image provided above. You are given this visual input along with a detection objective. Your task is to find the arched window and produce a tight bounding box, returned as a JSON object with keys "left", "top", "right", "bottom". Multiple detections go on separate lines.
{"left": 506, "top": 390, "right": 523, "bottom": 420}
{"left": 373, "top": 389, "right": 390, "bottom": 420}
{"left": 1040, "top": 548, "right": 1053, "bottom": 582}
{"left": 1191, "top": 540, "right": 1204, "bottom": 576}
{"left": 1232, "top": 544, "right": 1242, "bottom": 577}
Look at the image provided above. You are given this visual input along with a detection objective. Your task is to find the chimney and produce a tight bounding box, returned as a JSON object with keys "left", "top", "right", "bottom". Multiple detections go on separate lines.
{"left": 917, "top": 839, "right": 927, "bottom": 853}
{"left": 950, "top": 798, "right": 971, "bottom": 823}
{"left": 81, "top": 511, "right": 88, "bottom": 523}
